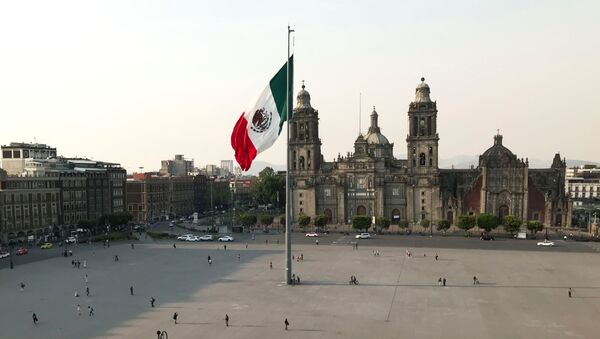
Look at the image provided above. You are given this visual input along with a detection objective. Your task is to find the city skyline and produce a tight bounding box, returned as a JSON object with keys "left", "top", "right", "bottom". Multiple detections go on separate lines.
{"left": 1, "top": 1, "right": 598, "bottom": 173}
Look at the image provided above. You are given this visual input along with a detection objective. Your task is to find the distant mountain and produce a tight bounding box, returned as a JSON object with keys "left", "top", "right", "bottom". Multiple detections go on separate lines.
{"left": 243, "top": 157, "right": 600, "bottom": 175}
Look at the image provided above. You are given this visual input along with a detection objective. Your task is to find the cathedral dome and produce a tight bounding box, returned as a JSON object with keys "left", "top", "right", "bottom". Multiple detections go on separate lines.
{"left": 296, "top": 82, "right": 311, "bottom": 109}
{"left": 365, "top": 107, "right": 390, "bottom": 145}
{"left": 479, "top": 134, "right": 523, "bottom": 168}
{"left": 415, "top": 77, "right": 432, "bottom": 103}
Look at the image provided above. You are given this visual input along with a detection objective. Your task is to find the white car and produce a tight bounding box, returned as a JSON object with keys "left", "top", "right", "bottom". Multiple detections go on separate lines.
{"left": 305, "top": 232, "right": 319, "bottom": 237}
{"left": 537, "top": 240, "right": 555, "bottom": 247}
{"left": 218, "top": 236, "right": 234, "bottom": 242}
{"left": 199, "top": 235, "right": 214, "bottom": 241}
{"left": 355, "top": 233, "right": 371, "bottom": 239}
{"left": 186, "top": 235, "right": 200, "bottom": 242}
{"left": 0, "top": 252, "right": 10, "bottom": 259}
{"left": 177, "top": 234, "right": 194, "bottom": 241}
{"left": 65, "top": 236, "right": 77, "bottom": 244}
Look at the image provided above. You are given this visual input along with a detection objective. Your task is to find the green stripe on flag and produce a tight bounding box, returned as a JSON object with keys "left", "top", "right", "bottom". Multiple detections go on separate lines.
{"left": 269, "top": 55, "right": 293, "bottom": 134}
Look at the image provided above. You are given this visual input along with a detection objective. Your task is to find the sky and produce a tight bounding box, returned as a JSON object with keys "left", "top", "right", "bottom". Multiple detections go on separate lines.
{"left": 0, "top": 0, "right": 598, "bottom": 173}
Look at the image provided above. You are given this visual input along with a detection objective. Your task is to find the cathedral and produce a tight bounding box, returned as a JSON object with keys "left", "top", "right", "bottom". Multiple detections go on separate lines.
{"left": 289, "top": 78, "right": 571, "bottom": 227}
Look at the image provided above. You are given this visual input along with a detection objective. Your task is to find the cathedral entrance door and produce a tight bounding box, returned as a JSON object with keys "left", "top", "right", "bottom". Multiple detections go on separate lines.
{"left": 447, "top": 211, "right": 454, "bottom": 225}
{"left": 499, "top": 205, "right": 509, "bottom": 220}
{"left": 392, "top": 209, "right": 401, "bottom": 223}
{"left": 324, "top": 209, "right": 333, "bottom": 223}
{"left": 555, "top": 214, "right": 562, "bottom": 226}
{"left": 357, "top": 206, "right": 367, "bottom": 216}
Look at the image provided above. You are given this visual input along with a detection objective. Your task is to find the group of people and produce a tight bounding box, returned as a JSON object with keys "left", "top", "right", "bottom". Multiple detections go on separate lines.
{"left": 372, "top": 250, "right": 380, "bottom": 256}
{"left": 291, "top": 274, "right": 301, "bottom": 285}
{"left": 349, "top": 275, "right": 359, "bottom": 285}
{"left": 71, "top": 259, "right": 85, "bottom": 268}
{"left": 437, "top": 277, "right": 447, "bottom": 286}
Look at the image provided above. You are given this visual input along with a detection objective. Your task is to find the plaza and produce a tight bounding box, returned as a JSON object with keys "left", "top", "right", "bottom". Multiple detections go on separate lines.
{"left": 2, "top": 234, "right": 600, "bottom": 339}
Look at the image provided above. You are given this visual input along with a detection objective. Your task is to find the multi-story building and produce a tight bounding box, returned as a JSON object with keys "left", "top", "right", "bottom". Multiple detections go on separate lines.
{"left": 221, "top": 160, "right": 234, "bottom": 176}
{"left": 1, "top": 142, "right": 57, "bottom": 176}
{"left": 0, "top": 169, "right": 61, "bottom": 243}
{"left": 193, "top": 174, "right": 231, "bottom": 213}
{"left": 205, "top": 164, "right": 219, "bottom": 177}
{"left": 127, "top": 173, "right": 194, "bottom": 223}
{"left": 160, "top": 154, "right": 194, "bottom": 176}
{"left": 58, "top": 172, "right": 87, "bottom": 226}
{"left": 289, "top": 79, "right": 570, "bottom": 227}
{"left": 566, "top": 165, "right": 600, "bottom": 201}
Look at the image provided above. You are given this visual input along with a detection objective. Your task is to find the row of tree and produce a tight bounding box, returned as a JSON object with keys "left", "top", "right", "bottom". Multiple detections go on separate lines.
{"left": 77, "top": 212, "right": 134, "bottom": 231}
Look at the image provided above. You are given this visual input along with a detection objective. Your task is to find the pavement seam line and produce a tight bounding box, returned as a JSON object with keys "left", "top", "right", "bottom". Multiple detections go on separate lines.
{"left": 385, "top": 254, "right": 407, "bottom": 322}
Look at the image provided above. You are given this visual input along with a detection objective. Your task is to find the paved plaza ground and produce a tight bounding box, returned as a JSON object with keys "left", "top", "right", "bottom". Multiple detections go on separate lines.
{"left": 2, "top": 235, "right": 600, "bottom": 339}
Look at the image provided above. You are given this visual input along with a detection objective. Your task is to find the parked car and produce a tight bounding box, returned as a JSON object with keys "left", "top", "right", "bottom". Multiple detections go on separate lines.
{"left": 186, "top": 235, "right": 200, "bottom": 242}
{"left": 537, "top": 240, "right": 555, "bottom": 247}
{"left": 218, "top": 235, "right": 234, "bottom": 242}
{"left": 0, "top": 252, "right": 10, "bottom": 259}
{"left": 65, "top": 236, "right": 77, "bottom": 244}
{"left": 16, "top": 247, "right": 29, "bottom": 255}
{"left": 305, "top": 232, "right": 319, "bottom": 237}
{"left": 199, "top": 235, "right": 214, "bottom": 241}
{"left": 480, "top": 234, "right": 495, "bottom": 241}
{"left": 177, "top": 234, "right": 194, "bottom": 241}
{"left": 40, "top": 243, "right": 53, "bottom": 249}
{"left": 355, "top": 233, "right": 371, "bottom": 239}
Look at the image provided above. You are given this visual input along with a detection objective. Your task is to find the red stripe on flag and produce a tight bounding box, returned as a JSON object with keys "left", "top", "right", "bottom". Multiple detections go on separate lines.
{"left": 230, "top": 112, "right": 257, "bottom": 171}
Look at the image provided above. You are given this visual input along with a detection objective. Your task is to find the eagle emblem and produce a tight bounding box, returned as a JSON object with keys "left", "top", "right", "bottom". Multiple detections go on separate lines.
{"left": 250, "top": 107, "right": 272, "bottom": 133}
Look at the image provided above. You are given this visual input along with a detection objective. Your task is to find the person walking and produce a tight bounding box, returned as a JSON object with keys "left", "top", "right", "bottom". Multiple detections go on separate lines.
{"left": 88, "top": 306, "right": 94, "bottom": 316}
{"left": 568, "top": 288, "right": 572, "bottom": 298}
{"left": 438, "top": 277, "right": 442, "bottom": 286}
{"left": 224, "top": 244, "right": 227, "bottom": 250}
{"left": 173, "top": 243, "right": 176, "bottom": 249}
{"left": 443, "top": 278, "right": 447, "bottom": 287}
{"left": 269, "top": 261, "right": 273, "bottom": 269}
{"left": 237, "top": 253, "right": 241, "bottom": 261}
{"left": 32, "top": 313, "right": 38, "bottom": 325}
{"left": 75, "top": 290, "right": 79, "bottom": 297}
{"left": 83, "top": 260, "right": 87, "bottom": 268}
{"left": 284, "top": 318, "right": 289, "bottom": 330}
{"left": 315, "top": 239, "right": 319, "bottom": 246}
{"left": 245, "top": 243, "right": 248, "bottom": 249}
{"left": 130, "top": 285, "right": 134, "bottom": 295}
{"left": 173, "top": 312, "right": 178, "bottom": 324}
{"left": 85, "top": 274, "right": 89, "bottom": 284}
{"left": 225, "top": 314, "right": 229, "bottom": 327}
{"left": 207, "top": 255, "right": 211, "bottom": 263}
{"left": 86, "top": 287, "right": 90, "bottom": 297}
{"left": 209, "top": 258, "right": 212, "bottom": 265}
{"left": 131, "top": 243, "right": 134, "bottom": 249}
{"left": 435, "top": 254, "right": 438, "bottom": 261}
{"left": 77, "top": 304, "right": 82, "bottom": 316}
{"left": 151, "top": 297, "right": 156, "bottom": 308}
{"left": 20, "top": 282, "right": 25, "bottom": 292}
{"left": 114, "top": 255, "right": 119, "bottom": 262}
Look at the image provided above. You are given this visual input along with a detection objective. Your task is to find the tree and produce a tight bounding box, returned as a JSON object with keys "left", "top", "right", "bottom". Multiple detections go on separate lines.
{"left": 502, "top": 215, "right": 522, "bottom": 235}
{"left": 352, "top": 216, "right": 371, "bottom": 232}
{"left": 252, "top": 167, "right": 285, "bottom": 210}
{"left": 239, "top": 214, "right": 257, "bottom": 228}
{"left": 526, "top": 220, "right": 544, "bottom": 234}
{"left": 260, "top": 215, "right": 273, "bottom": 227}
{"left": 436, "top": 220, "right": 450, "bottom": 232}
{"left": 298, "top": 214, "right": 311, "bottom": 229}
{"left": 477, "top": 213, "right": 499, "bottom": 233}
{"left": 398, "top": 220, "right": 409, "bottom": 229}
{"left": 457, "top": 215, "right": 476, "bottom": 234}
{"left": 376, "top": 216, "right": 391, "bottom": 230}
{"left": 420, "top": 219, "right": 431, "bottom": 229}
{"left": 314, "top": 215, "right": 328, "bottom": 229}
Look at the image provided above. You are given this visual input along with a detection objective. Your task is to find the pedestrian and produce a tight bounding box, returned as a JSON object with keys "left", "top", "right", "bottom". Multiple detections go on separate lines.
{"left": 245, "top": 243, "right": 248, "bottom": 249}
{"left": 568, "top": 288, "right": 572, "bottom": 298}
{"left": 72, "top": 259, "right": 75, "bottom": 267}
{"left": 130, "top": 286, "right": 134, "bottom": 295}
{"left": 443, "top": 278, "right": 447, "bottom": 286}
{"left": 316, "top": 239, "right": 319, "bottom": 246}
{"left": 32, "top": 313, "right": 38, "bottom": 325}
{"left": 151, "top": 297, "right": 155, "bottom": 307}
{"left": 237, "top": 253, "right": 240, "bottom": 261}
{"left": 75, "top": 290, "right": 79, "bottom": 297}
{"left": 284, "top": 318, "right": 289, "bottom": 330}
{"left": 266, "top": 239, "right": 269, "bottom": 245}
{"left": 208, "top": 255, "right": 211, "bottom": 263}
{"left": 85, "top": 274, "right": 89, "bottom": 284}
{"left": 269, "top": 261, "right": 273, "bottom": 269}
{"left": 438, "top": 277, "right": 442, "bottom": 286}
{"left": 114, "top": 255, "right": 119, "bottom": 262}
{"left": 173, "top": 243, "right": 176, "bottom": 249}
{"left": 131, "top": 243, "right": 134, "bottom": 249}
{"left": 88, "top": 306, "right": 94, "bottom": 316}
{"left": 20, "top": 282, "right": 25, "bottom": 292}
{"left": 173, "top": 312, "right": 178, "bottom": 324}
{"left": 225, "top": 314, "right": 229, "bottom": 327}
{"left": 297, "top": 275, "right": 300, "bottom": 285}
{"left": 435, "top": 254, "right": 438, "bottom": 261}
{"left": 77, "top": 304, "right": 81, "bottom": 316}
{"left": 86, "top": 287, "right": 90, "bottom": 297}
{"left": 83, "top": 260, "right": 87, "bottom": 268}
{"left": 224, "top": 244, "right": 227, "bottom": 250}
{"left": 209, "top": 258, "right": 212, "bottom": 265}
{"left": 292, "top": 274, "right": 296, "bottom": 285}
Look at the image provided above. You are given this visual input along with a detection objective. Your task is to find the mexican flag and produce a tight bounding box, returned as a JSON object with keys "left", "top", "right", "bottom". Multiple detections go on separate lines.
{"left": 231, "top": 56, "right": 293, "bottom": 171}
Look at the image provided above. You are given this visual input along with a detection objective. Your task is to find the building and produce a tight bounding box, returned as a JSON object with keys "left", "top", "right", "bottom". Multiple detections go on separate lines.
{"left": 127, "top": 173, "right": 194, "bottom": 223}
{"left": 205, "top": 164, "right": 219, "bottom": 177}
{"left": 566, "top": 165, "right": 600, "bottom": 201}
{"left": 1, "top": 142, "right": 57, "bottom": 176}
{"left": 193, "top": 174, "right": 231, "bottom": 213}
{"left": 289, "top": 79, "right": 570, "bottom": 227}
{"left": 160, "top": 154, "right": 194, "bottom": 176}
{"left": 221, "top": 160, "right": 234, "bottom": 176}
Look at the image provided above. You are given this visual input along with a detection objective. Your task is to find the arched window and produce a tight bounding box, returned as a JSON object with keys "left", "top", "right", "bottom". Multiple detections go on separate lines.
{"left": 428, "top": 146, "right": 433, "bottom": 155}
{"left": 419, "top": 153, "right": 426, "bottom": 166}
{"left": 299, "top": 156, "right": 305, "bottom": 170}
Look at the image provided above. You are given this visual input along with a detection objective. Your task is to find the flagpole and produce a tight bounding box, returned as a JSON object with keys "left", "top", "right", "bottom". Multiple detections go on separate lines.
{"left": 285, "top": 25, "right": 294, "bottom": 285}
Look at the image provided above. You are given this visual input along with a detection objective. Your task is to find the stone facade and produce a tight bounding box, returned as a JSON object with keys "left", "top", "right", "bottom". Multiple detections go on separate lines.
{"left": 290, "top": 79, "right": 570, "bottom": 227}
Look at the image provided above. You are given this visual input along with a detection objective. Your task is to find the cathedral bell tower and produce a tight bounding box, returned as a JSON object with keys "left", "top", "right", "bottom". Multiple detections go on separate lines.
{"left": 290, "top": 82, "right": 321, "bottom": 173}
{"left": 406, "top": 78, "right": 441, "bottom": 224}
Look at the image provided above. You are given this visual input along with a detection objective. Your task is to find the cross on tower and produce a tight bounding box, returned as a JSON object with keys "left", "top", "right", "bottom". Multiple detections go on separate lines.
{"left": 301, "top": 80, "right": 305, "bottom": 89}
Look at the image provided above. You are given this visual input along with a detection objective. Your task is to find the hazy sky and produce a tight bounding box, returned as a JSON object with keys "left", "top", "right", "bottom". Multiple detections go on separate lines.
{"left": 1, "top": 0, "right": 598, "bottom": 173}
